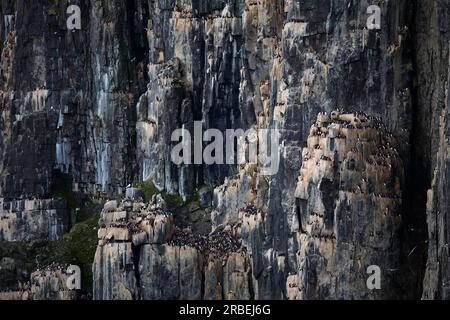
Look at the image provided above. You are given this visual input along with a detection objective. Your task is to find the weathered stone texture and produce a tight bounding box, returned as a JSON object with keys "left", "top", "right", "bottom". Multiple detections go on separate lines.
{"left": 0, "top": 198, "right": 67, "bottom": 242}
{"left": 2, "top": 0, "right": 450, "bottom": 301}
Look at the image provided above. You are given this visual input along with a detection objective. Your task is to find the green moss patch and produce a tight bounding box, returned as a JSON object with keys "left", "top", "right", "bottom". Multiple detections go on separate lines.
{"left": 47, "top": 0, "right": 69, "bottom": 27}
{"left": 35, "top": 213, "right": 100, "bottom": 297}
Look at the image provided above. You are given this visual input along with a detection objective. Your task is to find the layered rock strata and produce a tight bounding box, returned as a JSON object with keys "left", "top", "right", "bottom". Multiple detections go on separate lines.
{"left": 93, "top": 196, "right": 251, "bottom": 300}
{"left": 291, "top": 112, "right": 403, "bottom": 299}
{"left": 0, "top": 263, "right": 78, "bottom": 300}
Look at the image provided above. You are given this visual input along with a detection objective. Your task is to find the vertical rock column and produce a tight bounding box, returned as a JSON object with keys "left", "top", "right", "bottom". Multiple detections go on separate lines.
{"left": 136, "top": 58, "right": 193, "bottom": 197}
{"left": 290, "top": 112, "right": 404, "bottom": 299}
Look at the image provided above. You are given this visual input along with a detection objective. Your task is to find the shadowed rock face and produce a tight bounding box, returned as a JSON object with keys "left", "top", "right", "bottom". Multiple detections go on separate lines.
{"left": 0, "top": 198, "right": 68, "bottom": 242}
{"left": 93, "top": 110, "right": 406, "bottom": 300}
{"left": 1, "top": 0, "right": 450, "bottom": 300}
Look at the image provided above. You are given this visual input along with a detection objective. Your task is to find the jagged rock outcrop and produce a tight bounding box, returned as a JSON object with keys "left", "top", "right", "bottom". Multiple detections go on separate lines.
{"left": 2, "top": 0, "right": 450, "bottom": 301}
{"left": 211, "top": 164, "right": 259, "bottom": 227}
{"left": 415, "top": 0, "right": 450, "bottom": 301}
{"left": 0, "top": 198, "right": 67, "bottom": 242}
{"left": 101, "top": 109, "right": 405, "bottom": 301}
{"left": 93, "top": 242, "right": 138, "bottom": 300}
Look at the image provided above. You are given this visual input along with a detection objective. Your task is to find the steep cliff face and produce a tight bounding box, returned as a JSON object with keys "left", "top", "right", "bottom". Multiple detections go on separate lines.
{"left": 0, "top": 0, "right": 149, "bottom": 198}
{"left": 93, "top": 111, "right": 406, "bottom": 300}
{"left": 1, "top": 0, "right": 450, "bottom": 300}
{"left": 412, "top": 0, "right": 450, "bottom": 299}
{"left": 292, "top": 112, "right": 404, "bottom": 299}
{"left": 422, "top": 89, "right": 450, "bottom": 300}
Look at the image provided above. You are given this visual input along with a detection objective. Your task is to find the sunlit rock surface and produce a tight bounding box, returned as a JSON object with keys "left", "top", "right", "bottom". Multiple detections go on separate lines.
{"left": 291, "top": 112, "right": 404, "bottom": 299}
{"left": 93, "top": 197, "right": 247, "bottom": 300}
